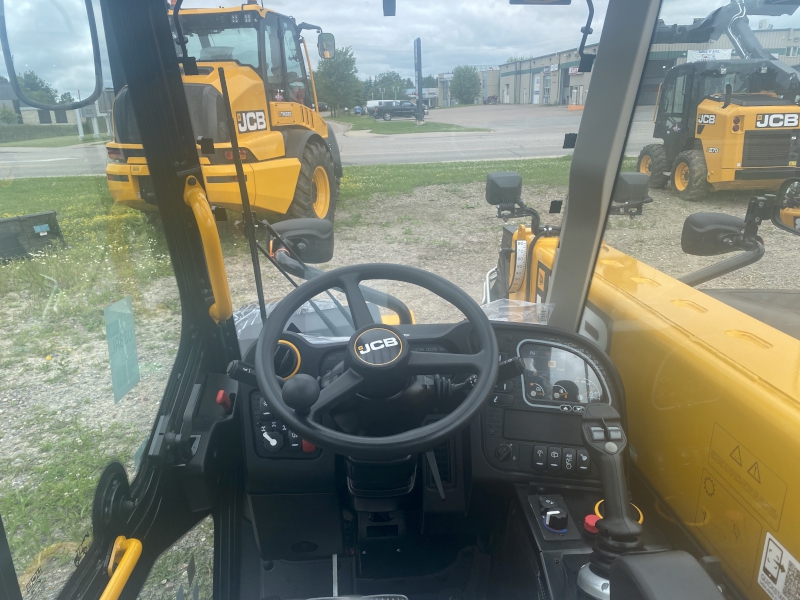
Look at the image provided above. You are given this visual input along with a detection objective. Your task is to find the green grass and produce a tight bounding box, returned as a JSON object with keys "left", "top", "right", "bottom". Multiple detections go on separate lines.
{"left": 339, "top": 155, "right": 576, "bottom": 208}
{"left": 0, "top": 135, "right": 110, "bottom": 148}
{"left": 330, "top": 116, "right": 488, "bottom": 135}
{"left": 0, "top": 406, "right": 140, "bottom": 571}
{"left": 0, "top": 124, "right": 80, "bottom": 143}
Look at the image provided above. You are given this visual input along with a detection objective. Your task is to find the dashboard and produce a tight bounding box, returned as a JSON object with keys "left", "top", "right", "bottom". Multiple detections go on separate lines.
{"left": 240, "top": 317, "right": 623, "bottom": 489}
{"left": 480, "top": 323, "right": 623, "bottom": 483}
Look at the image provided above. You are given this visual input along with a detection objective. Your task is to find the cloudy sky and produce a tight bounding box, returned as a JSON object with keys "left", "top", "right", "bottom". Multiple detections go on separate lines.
{"left": 1, "top": 0, "right": 799, "bottom": 99}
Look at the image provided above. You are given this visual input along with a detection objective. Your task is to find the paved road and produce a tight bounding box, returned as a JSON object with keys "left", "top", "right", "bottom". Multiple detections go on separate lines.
{"left": 0, "top": 143, "right": 109, "bottom": 180}
{"left": 0, "top": 105, "right": 658, "bottom": 178}
{"left": 335, "top": 104, "right": 659, "bottom": 166}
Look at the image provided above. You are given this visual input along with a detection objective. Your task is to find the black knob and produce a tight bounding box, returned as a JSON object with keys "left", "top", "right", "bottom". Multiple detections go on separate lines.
{"left": 261, "top": 430, "right": 284, "bottom": 452}
{"left": 544, "top": 509, "right": 569, "bottom": 531}
{"left": 282, "top": 374, "right": 320, "bottom": 416}
{"left": 495, "top": 444, "right": 513, "bottom": 462}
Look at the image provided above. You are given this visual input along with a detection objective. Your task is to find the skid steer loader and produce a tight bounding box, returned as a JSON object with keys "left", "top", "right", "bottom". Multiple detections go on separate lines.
{"left": 637, "top": 0, "right": 800, "bottom": 201}
{"left": 105, "top": 2, "right": 342, "bottom": 222}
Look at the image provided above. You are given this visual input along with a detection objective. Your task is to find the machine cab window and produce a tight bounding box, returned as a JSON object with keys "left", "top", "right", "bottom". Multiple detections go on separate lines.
{"left": 261, "top": 12, "right": 284, "bottom": 101}
{"left": 279, "top": 18, "right": 310, "bottom": 107}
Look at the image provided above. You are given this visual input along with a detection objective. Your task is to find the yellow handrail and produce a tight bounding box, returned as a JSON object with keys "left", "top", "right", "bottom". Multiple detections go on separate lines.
{"left": 99, "top": 536, "right": 142, "bottom": 600}
{"left": 302, "top": 37, "right": 321, "bottom": 114}
{"left": 183, "top": 177, "right": 234, "bottom": 323}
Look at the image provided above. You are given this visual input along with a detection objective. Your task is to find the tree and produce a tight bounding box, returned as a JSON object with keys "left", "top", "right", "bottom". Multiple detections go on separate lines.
{"left": 422, "top": 74, "right": 438, "bottom": 88}
{"left": 314, "top": 46, "right": 361, "bottom": 116}
{"left": 0, "top": 104, "right": 18, "bottom": 125}
{"left": 0, "top": 75, "right": 8, "bottom": 83}
{"left": 450, "top": 65, "right": 481, "bottom": 105}
{"left": 506, "top": 55, "right": 534, "bottom": 64}
{"left": 17, "top": 71, "right": 58, "bottom": 104}
{"left": 58, "top": 91, "right": 75, "bottom": 105}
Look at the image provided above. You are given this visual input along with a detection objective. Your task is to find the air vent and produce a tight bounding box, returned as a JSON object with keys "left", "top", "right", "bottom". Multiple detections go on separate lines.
{"left": 274, "top": 341, "right": 300, "bottom": 378}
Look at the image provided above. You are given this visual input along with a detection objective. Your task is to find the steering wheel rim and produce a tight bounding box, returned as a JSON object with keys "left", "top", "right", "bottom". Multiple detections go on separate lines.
{"left": 255, "top": 263, "right": 499, "bottom": 460}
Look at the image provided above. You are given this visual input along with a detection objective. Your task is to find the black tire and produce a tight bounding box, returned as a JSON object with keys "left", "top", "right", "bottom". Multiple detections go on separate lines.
{"left": 671, "top": 150, "right": 711, "bottom": 201}
{"left": 383, "top": 112, "right": 392, "bottom": 121}
{"left": 286, "top": 142, "right": 338, "bottom": 222}
{"left": 637, "top": 144, "right": 670, "bottom": 189}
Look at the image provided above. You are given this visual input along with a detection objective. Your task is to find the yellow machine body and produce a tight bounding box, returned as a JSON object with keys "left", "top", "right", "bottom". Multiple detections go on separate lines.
{"left": 502, "top": 225, "right": 800, "bottom": 598}
{"left": 106, "top": 4, "right": 329, "bottom": 215}
{"left": 694, "top": 97, "right": 800, "bottom": 192}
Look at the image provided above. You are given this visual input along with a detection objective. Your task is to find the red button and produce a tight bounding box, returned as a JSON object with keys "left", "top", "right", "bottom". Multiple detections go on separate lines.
{"left": 216, "top": 390, "right": 232, "bottom": 413}
{"left": 584, "top": 514, "right": 600, "bottom": 534}
{"left": 302, "top": 440, "right": 316, "bottom": 453}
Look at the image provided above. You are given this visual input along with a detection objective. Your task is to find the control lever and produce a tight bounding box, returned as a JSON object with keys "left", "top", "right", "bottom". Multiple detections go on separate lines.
{"left": 496, "top": 357, "right": 524, "bottom": 385}
{"left": 577, "top": 404, "right": 643, "bottom": 599}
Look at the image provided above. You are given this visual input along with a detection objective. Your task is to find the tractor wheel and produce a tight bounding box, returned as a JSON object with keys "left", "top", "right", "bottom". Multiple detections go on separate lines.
{"left": 383, "top": 113, "right": 393, "bottom": 121}
{"left": 286, "top": 142, "right": 338, "bottom": 222}
{"left": 671, "top": 150, "right": 711, "bottom": 201}
{"left": 637, "top": 144, "right": 670, "bottom": 189}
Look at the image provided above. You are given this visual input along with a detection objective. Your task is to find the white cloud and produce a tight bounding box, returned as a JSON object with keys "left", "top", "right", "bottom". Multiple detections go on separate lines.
{"left": 2, "top": 0, "right": 799, "bottom": 98}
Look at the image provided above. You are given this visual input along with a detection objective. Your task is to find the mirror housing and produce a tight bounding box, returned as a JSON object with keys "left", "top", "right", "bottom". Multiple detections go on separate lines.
{"left": 681, "top": 213, "right": 746, "bottom": 256}
{"left": 611, "top": 172, "right": 649, "bottom": 204}
{"left": 318, "top": 33, "right": 335, "bottom": 59}
{"left": 270, "top": 218, "right": 334, "bottom": 264}
{"left": 486, "top": 172, "right": 523, "bottom": 206}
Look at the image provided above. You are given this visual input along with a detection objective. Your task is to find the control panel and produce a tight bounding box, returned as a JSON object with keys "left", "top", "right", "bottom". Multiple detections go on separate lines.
{"left": 482, "top": 325, "right": 622, "bottom": 481}
{"left": 250, "top": 391, "right": 321, "bottom": 459}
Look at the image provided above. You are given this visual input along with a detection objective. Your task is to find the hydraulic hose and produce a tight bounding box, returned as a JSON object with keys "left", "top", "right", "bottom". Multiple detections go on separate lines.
{"left": 0, "top": 0, "right": 103, "bottom": 110}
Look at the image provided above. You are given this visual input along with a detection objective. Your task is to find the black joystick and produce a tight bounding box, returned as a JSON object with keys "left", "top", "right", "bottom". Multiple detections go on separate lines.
{"left": 577, "top": 404, "right": 643, "bottom": 599}
{"left": 282, "top": 374, "right": 320, "bottom": 416}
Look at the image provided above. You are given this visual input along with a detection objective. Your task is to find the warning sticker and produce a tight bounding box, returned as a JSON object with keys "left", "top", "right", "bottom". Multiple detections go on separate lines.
{"left": 709, "top": 424, "right": 787, "bottom": 529}
{"left": 759, "top": 532, "right": 800, "bottom": 600}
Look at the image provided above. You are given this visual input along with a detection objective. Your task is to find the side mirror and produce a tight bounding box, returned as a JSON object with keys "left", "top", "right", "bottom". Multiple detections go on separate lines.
{"left": 486, "top": 172, "right": 522, "bottom": 206}
{"left": 318, "top": 33, "right": 335, "bottom": 59}
{"left": 775, "top": 207, "right": 800, "bottom": 235}
{"left": 270, "top": 218, "right": 334, "bottom": 264}
{"left": 681, "top": 213, "right": 745, "bottom": 256}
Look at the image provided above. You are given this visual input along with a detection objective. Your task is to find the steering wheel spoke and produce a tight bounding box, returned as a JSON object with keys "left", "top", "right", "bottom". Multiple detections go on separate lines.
{"left": 408, "top": 350, "right": 485, "bottom": 375}
{"left": 309, "top": 368, "right": 364, "bottom": 418}
{"left": 340, "top": 272, "right": 374, "bottom": 329}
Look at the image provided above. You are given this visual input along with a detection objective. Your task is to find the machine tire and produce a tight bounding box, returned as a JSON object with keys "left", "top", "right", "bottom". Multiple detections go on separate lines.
{"left": 671, "top": 150, "right": 711, "bottom": 201}
{"left": 286, "top": 141, "right": 338, "bottom": 222}
{"left": 383, "top": 112, "right": 392, "bottom": 121}
{"left": 637, "top": 144, "right": 670, "bottom": 189}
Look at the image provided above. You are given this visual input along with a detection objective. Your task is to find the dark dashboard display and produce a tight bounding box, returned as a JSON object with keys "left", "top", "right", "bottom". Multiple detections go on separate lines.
{"left": 518, "top": 342, "right": 604, "bottom": 406}
{"left": 503, "top": 410, "right": 583, "bottom": 446}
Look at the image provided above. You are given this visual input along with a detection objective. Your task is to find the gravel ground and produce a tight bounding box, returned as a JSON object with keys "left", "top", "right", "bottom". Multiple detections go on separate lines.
{"left": 3, "top": 179, "right": 797, "bottom": 599}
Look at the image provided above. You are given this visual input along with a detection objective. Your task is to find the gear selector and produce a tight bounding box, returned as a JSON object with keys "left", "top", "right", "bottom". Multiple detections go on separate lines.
{"left": 577, "top": 404, "right": 643, "bottom": 600}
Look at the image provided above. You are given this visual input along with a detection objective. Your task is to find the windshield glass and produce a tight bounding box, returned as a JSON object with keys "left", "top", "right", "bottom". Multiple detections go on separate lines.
{"left": 179, "top": 15, "right": 260, "bottom": 69}
{"left": 3, "top": 0, "right": 799, "bottom": 598}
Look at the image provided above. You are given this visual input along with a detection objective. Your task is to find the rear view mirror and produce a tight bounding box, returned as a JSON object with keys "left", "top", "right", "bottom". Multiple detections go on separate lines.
{"left": 270, "top": 218, "right": 334, "bottom": 264}
{"left": 681, "top": 213, "right": 745, "bottom": 256}
{"left": 318, "top": 33, "right": 336, "bottom": 59}
{"left": 486, "top": 172, "right": 522, "bottom": 206}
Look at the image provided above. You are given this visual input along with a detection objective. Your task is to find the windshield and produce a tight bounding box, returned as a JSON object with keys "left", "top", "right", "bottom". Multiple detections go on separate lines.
{"left": 179, "top": 14, "right": 260, "bottom": 69}
{"left": 2, "top": 0, "right": 799, "bottom": 598}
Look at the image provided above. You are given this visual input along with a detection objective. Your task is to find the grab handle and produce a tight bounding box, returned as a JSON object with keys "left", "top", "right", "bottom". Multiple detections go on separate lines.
{"left": 99, "top": 536, "right": 142, "bottom": 600}
{"left": 183, "top": 178, "right": 233, "bottom": 322}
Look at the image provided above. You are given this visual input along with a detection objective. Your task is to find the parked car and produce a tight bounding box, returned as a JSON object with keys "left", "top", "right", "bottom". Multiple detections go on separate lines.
{"left": 374, "top": 100, "right": 427, "bottom": 121}
{"left": 316, "top": 102, "right": 329, "bottom": 111}
{"left": 364, "top": 100, "right": 397, "bottom": 118}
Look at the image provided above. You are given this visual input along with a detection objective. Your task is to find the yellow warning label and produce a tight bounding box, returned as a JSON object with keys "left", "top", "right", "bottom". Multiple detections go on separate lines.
{"left": 696, "top": 469, "right": 762, "bottom": 588}
{"left": 709, "top": 424, "right": 787, "bottom": 529}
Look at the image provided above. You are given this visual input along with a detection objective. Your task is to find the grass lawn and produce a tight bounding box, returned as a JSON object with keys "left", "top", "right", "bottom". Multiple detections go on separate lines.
{"left": 329, "top": 115, "right": 488, "bottom": 135}
{"left": 0, "top": 136, "right": 110, "bottom": 148}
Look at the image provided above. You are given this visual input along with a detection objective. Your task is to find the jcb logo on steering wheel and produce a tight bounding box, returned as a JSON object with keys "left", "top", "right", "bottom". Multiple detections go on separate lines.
{"left": 358, "top": 337, "right": 399, "bottom": 354}
{"left": 756, "top": 113, "right": 800, "bottom": 128}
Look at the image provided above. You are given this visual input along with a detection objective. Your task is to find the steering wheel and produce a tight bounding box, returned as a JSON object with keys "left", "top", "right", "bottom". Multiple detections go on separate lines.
{"left": 255, "top": 264, "right": 499, "bottom": 460}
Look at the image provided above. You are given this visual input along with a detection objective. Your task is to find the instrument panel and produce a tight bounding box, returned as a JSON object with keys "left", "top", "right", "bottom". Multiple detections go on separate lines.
{"left": 483, "top": 324, "right": 623, "bottom": 483}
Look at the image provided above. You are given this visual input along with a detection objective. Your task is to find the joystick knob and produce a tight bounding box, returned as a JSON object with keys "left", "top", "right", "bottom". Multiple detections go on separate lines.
{"left": 282, "top": 374, "right": 320, "bottom": 416}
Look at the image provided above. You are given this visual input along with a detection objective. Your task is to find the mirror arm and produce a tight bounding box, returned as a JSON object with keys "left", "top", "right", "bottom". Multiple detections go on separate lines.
{"left": 297, "top": 22, "right": 322, "bottom": 33}
{"left": 678, "top": 239, "right": 765, "bottom": 287}
{"left": 577, "top": 0, "right": 596, "bottom": 72}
